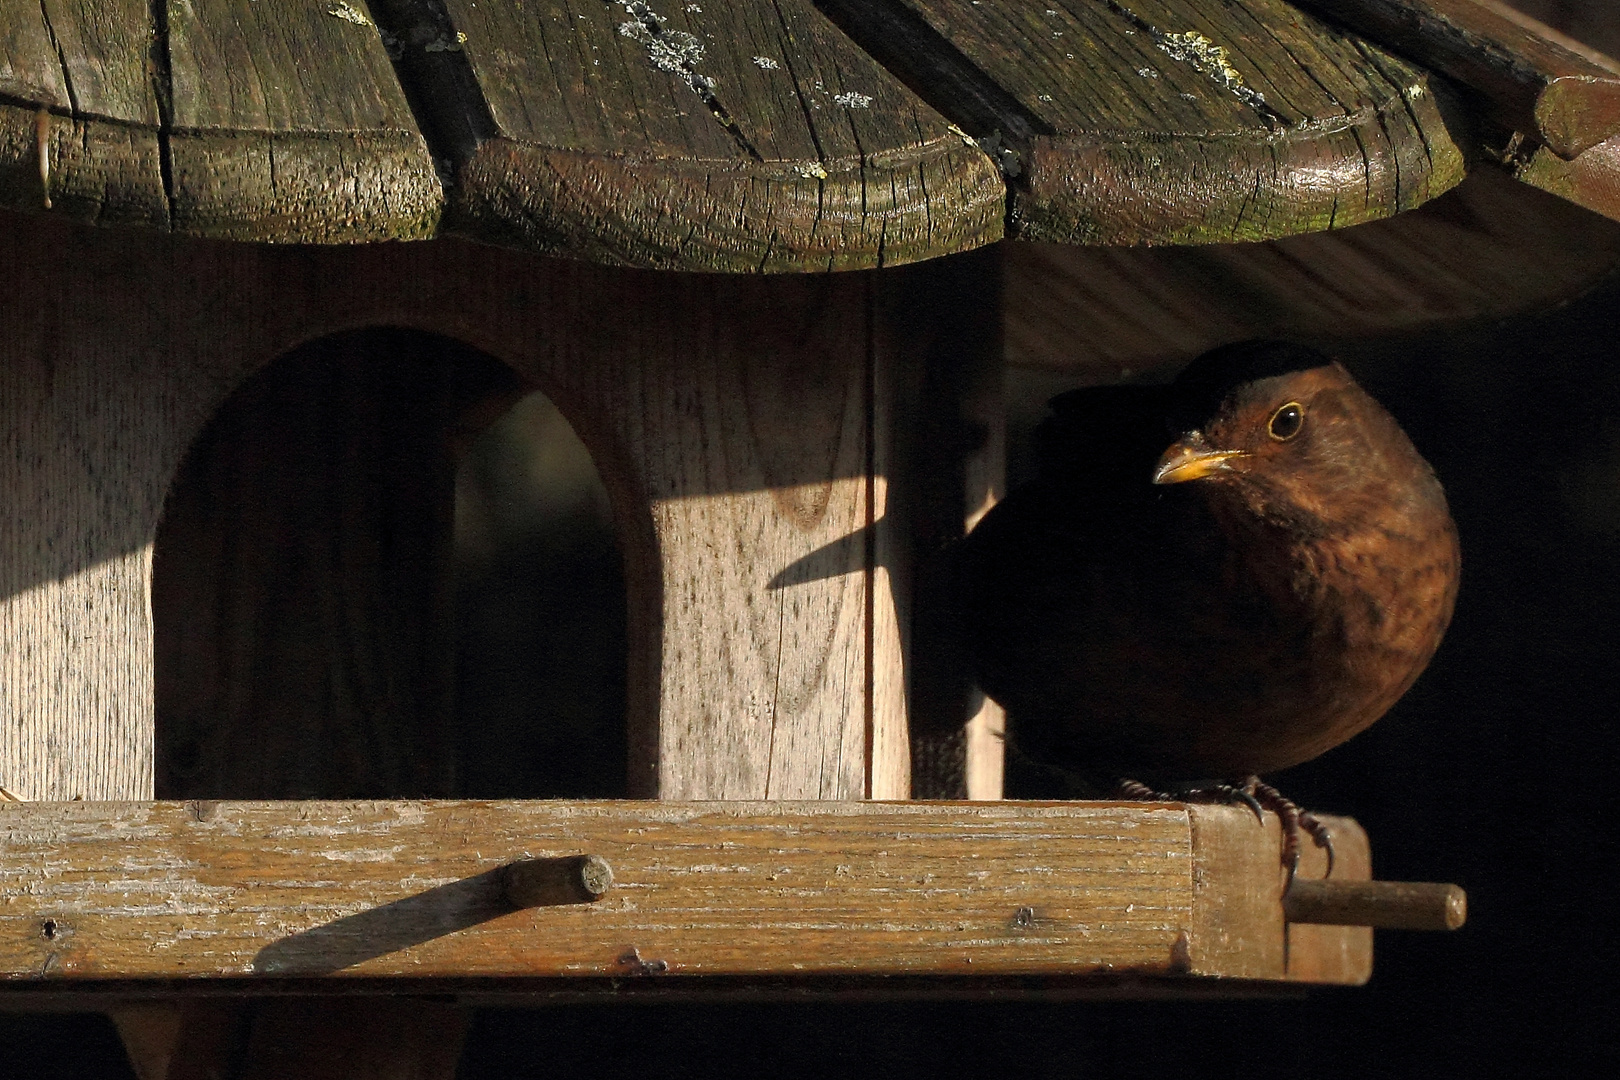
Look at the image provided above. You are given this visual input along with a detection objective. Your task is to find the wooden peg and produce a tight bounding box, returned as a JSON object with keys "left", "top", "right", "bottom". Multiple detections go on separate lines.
{"left": 500, "top": 854, "right": 614, "bottom": 908}
{"left": 1296, "top": 0, "right": 1620, "bottom": 159}
{"left": 1284, "top": 879, "right": 1466, "bottom": 931}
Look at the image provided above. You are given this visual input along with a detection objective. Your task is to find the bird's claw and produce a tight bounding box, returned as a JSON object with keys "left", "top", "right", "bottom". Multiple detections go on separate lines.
{"left": 1214, "top": 782, "right": 1266, "bottom": 826}
{"left": 1247, "top": 778, "right": 1335, "bottom": 885}
{"left": 1298, "top": 808, "right": 1336, "bottom": 880}
{"left": 1112, "top": 775, "right": 1335, "bottom": 882}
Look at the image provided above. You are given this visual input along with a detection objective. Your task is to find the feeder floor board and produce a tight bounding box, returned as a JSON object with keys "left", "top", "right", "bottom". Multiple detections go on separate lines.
{"left": 0, "top": 800, "right": 1367, "bottom": 990}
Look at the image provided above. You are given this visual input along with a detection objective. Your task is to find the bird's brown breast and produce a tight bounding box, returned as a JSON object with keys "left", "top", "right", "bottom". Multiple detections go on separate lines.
{"left": 959, "top": 343, "right": 1459, "bottom": 782}
{"left": 1181, "top": 482, "right": 1459, "bottom": 774}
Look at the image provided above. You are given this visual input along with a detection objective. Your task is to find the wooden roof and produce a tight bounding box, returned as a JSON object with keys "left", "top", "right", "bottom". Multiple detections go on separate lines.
{"left": 1, "top": 0, "right": 1617, "bottom": 270}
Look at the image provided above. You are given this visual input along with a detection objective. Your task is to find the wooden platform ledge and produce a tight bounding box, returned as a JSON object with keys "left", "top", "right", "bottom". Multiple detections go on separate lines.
{"left": 0, "top": 799, "right": 1464, "bottom": 990}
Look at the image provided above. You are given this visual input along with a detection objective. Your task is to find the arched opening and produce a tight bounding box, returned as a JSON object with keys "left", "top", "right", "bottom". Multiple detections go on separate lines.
{"left": 452, "top": 391, "right": 627, "bottom": 798}
{"left": 153, "top": 328, "right": 627, "bottom": 799}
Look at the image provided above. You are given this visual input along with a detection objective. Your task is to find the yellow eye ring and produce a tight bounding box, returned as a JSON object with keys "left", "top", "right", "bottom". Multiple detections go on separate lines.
{"left": 1268, "top": 401, "right": 1305, "bottom": 441}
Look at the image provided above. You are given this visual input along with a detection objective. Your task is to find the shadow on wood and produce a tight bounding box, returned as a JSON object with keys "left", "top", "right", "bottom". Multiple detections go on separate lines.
{"left": 250, "top": 868, "right": 512, "bottom": 976}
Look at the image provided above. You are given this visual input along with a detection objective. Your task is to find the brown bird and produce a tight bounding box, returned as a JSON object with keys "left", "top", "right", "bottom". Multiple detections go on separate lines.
{"left": 956, "top": 342, "right": 1459, "bottom": 870}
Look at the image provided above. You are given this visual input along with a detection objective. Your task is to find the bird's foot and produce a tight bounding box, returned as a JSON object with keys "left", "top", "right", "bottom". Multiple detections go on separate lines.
{"left": 1112, "top": 776, "right": 1335, "bottom": 883}
{"left": 1245, "top": 777, "right": 1335, "bottom": 884}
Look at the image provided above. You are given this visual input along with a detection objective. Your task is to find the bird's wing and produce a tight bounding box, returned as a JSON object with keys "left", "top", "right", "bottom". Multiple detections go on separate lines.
{"left": 959, "top": 384, "right": 1180, "bottom": 729}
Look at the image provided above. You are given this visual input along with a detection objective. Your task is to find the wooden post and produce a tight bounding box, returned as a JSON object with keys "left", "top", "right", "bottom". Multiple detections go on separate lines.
{"left": 884, "top": 247, "right": 1007, "bottom": 800}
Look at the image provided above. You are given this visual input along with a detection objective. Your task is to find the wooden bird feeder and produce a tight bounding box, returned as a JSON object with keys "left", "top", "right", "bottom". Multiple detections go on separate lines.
{"left": 3, "top": 0, "right": 1613, "bottom": 1073}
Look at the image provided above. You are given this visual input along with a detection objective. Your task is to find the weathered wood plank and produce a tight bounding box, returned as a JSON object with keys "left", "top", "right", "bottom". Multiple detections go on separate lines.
{"left": 164, "top": 130, "right": 443, "bottom": 242}
{"left": 164, "top": 0, "right": 442, "bottom": 241}
{"left": 382, "top": 0, "right": 1005, "bottom": 270}
{"left": 0, "top": 800, "right": 1367, "bottom": 984}
{"left": 608, "top": 272, "right": 892, "bottom": 798}
{"left": 167, "top": 1, "right": 410, "bottom": 133}
{"left": 1, "top": 0, "right": 442, "bottom": 240}
{"left": 821, "top": 0, "right": 1470, "bottom": 245}
{"left": 0, "top": 103, "right": 168, "bottom": 225}
{"left": 0, "top": 2, "right": 167, "bottom": 224}
{"left": 0, "top": 1, "right": 73, "bottom": 112}
{"left": 1514, "top": 128, "right": 1620, "bottom": 221}
{"left": 1294, "top": 0, "right": 1620, "bottom": 158}
{"left": 1, "top": 1, "right": 158, "bottom": 122}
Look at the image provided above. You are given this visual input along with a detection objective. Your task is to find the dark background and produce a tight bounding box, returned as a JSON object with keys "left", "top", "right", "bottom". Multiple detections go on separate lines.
{"left": 8, "top": 1, "right": 1620, "bottom": 1075}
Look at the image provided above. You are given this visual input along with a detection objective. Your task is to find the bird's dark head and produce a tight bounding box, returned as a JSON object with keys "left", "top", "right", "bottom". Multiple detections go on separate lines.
{"left": 1152, "top": 341, "right": 1441, "bottom": 534}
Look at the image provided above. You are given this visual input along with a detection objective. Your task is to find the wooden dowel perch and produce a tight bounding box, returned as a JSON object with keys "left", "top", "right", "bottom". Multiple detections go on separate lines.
{"left": 1284, "top": 880, "right": 1466, "bottom": 931}
{"left": 1296, "top": 0, "right": 1620, "bottom": 158}
{"left": 500, "top": 855, "right": 614, "bottom": 908}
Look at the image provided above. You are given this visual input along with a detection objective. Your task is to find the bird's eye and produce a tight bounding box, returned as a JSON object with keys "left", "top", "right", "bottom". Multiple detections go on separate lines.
{"left": 1268, "top": 402, "right": 1304, "bottom": 441}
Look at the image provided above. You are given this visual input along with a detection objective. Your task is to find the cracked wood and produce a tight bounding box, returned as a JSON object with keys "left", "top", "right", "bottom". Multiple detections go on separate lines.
{"left": 1293, "top": 0, "right": 1620, "bottom": 159}
{"left": 822, "top": 0, "right": 1472, "bottom": 244}
{"left": 0, "top": 0, "right": 166, "bottom": 225}
{"left": 0, "top": 0, "right": 441, "bottom": 240}
{"left": 420, "top": 0, "right": 1004, "bottom": 270}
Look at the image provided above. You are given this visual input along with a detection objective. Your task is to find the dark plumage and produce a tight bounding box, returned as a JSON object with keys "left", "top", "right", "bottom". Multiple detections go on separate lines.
{"left": 958, "top": 341, "right": 1459, "bottom": 789}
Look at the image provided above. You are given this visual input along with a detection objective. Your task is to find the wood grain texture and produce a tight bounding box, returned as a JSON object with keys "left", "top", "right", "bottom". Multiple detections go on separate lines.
{"left": 0, "top": 0, "right": 442, "bottom": 240}
{"left": 823, "top": 0, "right": 1470, "bottom": 245}
{"left": 0, "top": 800, "right": 1366, "bottom": 984}
{"left": 1295, "top": 0, "right": 1620, "bottom": 158}
{"left": 632, "top": 274, "right": 879, "bottom": 798}
{"left": 1, "top": 1, "right": 74, "bottom": 112}
{"left": 164, "top": 130, "right": 442, "bottom": 242}
{"left": 1186, "top": 803, "right": 1282, "bottom": 979}
{"left": 1003, "top": 165, "right": 1620, "bottom": 378}
{"left": 163, "top": 0, "right": 441, "bottom": 241}
{"left": 1282, "top": 819, "right": 1374, "bottom": 985}
{"left": 0, "top": 2, "right": 168, "bottom": 224}
{"left": 1514, "top": 128, "right": 1620, "bottom": 219}
{"left": 1186, "top": 805, "right": 1371, "bottom": 984}
{"left": 0, "top": 210, "right": 945, "bottom": 802}
{"left": 0, "top": 104, "right": 169, "bottom": 225}
{"left": 420, "top": 0, "right": 1004, "bottom": 270}
{"left": 0, "top": 1, "right": 158, "bottom": 121}
{"left": 167, "top": 1, "right": 408, "bottom": 132}
{"left": 0, "top": 215, "right": 179, "bottom": 802}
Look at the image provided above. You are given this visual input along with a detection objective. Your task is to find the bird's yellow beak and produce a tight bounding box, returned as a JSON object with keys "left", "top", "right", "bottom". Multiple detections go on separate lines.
{"left": 1152, "top": 432, "right": 1247, "bottom": 485}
